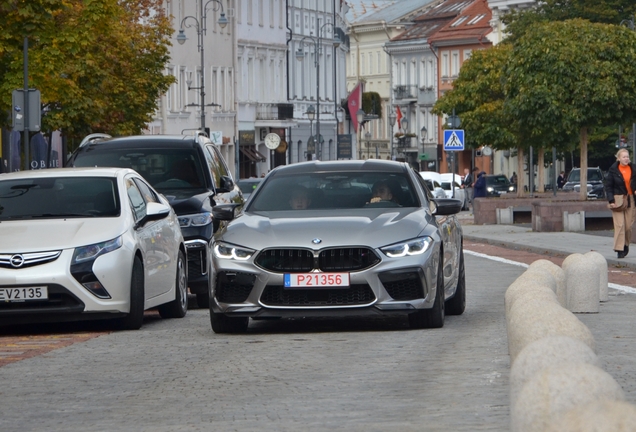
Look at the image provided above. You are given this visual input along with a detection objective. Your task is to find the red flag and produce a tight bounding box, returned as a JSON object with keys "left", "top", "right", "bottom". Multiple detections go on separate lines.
{"left": 347, "top": 82, "right": 363, "bottom": 131}
{"left": 396, "top": 106, "right": 403, "bottom": 130}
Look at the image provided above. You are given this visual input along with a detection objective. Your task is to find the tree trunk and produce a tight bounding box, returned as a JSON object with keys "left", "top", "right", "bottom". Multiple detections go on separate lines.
{"left": 537, "top": 148, "right": 545, "bottom": 193}
{"left": 579, "top": 127, "right": 588, "bottom": 201}
{"left": 517, "top": 147, "right": 525, "bottom": 197}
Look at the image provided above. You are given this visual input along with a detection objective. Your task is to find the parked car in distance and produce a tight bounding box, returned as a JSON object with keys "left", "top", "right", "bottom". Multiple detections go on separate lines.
{"left": 485, "top": 174, "right": 516, "bottom": 197}
{"left": 237, "top": 178, "right": 263, "bottom": 201}
{"left": 562, "top": 167, "right": 605, "bottom": 199}
{"left": 0, "top": 168, "right": 188, "bottom": 329}
{"left": 440, "top": 173, "right": 468, "bottom": 210}
{"left": 419, "top": 171, "right": 447, "bottom": 199}
{"left": 66, "top": 133, "right": 244, "bottom": 308}
{"left": 209, "top": 160, "right": 465, "bottom": 333}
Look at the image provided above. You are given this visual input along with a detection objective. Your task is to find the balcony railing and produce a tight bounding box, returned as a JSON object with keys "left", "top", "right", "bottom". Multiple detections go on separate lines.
{"left": 256, "top": 103, "right": 294, "bottom": 120}
{"left": 393, "top": 85, "right": 418, "bottom": 100}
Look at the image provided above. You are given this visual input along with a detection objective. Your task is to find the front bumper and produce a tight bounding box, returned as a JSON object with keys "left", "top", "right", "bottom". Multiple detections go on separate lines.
{"left": 210, "top": 247, "right": 440, "bottom": 319}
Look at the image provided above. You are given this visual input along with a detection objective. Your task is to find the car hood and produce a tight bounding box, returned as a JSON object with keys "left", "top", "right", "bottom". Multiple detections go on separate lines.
{"left": 219, "top": 208, "right": 432, "bottom": 249}
{"left": 0, "top": 219, "right": 126, "bottom": 253}
{"left": 159, "top": 189, "right": 212, "bottom": 215}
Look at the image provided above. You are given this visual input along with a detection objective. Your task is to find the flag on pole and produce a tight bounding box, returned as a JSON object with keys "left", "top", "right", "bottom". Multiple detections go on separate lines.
{"left": 347, "top": 81, "right": 363, "bottom": 131}
{"left": 396, "top": 106, "right": 403, "bottom": 130}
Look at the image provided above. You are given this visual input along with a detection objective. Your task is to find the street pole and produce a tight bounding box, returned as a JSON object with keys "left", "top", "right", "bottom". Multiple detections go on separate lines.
{"left": 23, "top": 37, "right": 29, "bottom": 170}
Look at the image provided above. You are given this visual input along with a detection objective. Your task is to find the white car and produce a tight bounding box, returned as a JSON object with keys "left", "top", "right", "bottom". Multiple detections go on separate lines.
{"left": 440, "top": 173, "right": 468, "bottom": 210}
{"left": 418, "top": 171, "right": 447, "bottom": 199}
{"left": 0, "top": 167, "right": 188, "bottom": 329}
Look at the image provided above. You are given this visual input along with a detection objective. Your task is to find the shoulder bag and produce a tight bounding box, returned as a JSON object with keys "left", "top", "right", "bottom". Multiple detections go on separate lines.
{"left": 609, "top": 194, "right": 627, "bottom": 212}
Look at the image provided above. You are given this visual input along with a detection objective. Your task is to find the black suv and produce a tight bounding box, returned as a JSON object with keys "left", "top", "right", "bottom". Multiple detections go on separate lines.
{"left": 67, "top": 134, "right": 244, "bottom": 307}
{"left": 562, "top": 167, "right": 605, "bottom": 199}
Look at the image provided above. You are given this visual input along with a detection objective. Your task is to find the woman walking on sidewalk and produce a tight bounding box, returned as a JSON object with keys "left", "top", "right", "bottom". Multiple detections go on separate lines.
{"left": 605, "top": 148, "right": 636, "bottom": 258}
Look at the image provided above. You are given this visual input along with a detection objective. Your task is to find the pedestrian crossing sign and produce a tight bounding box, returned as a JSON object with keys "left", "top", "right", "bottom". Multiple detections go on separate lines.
{"left": 444, "top": 129, "right": 465, "bottom": 151}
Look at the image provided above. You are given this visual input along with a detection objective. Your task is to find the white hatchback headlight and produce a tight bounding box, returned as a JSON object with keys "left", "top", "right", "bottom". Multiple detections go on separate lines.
{"left": 381, "top": 237, "right": 432, "bottom": 258}
{"left": 486, "top": 187, "right": 494, "bottom": 192}
{"left": 213, "top": 242, "right": 255, "bottom": 261}
{"left": 72, "top": 237, "right": 123, "bottom": 264}
{"left": 178, "top": 212, "right": 212, "bottom": 227}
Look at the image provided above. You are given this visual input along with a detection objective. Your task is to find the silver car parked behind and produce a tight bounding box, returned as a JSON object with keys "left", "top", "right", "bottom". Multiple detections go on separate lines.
{"left": 209, "top": 160, "right": 465, "bottom": 333}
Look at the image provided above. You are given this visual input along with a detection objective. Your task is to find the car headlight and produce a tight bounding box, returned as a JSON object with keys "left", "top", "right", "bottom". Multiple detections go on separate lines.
{"left": 178, "top": 212, "right": 212, "bottom": 228}
{"left": 72, "top": 237, "right": 123, "bottom": 264}
{"left": 213, "top": 242, "right": 255, "bottom": 261}
{"left": 486, "top": 187, "right": 494, "bottom": 192}
{"left": 381, "top": 237, "right": 433, "bottom": 258}
{"left": 508, "top": 186, "right": 515, "bottom": 192}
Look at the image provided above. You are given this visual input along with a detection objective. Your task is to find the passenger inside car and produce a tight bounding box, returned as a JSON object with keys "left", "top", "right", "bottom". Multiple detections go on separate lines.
{"left": 369, "top": 180, "right": 401, "bottom": 205}
{"left": 288, "top": 186, "right": 312, "bottom": 210}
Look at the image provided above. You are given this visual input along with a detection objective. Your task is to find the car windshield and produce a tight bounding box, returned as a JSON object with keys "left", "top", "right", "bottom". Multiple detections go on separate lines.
{"left": 72, "top": 148, "right": 205, "bottom": 192}
{"left": 248, "top": 172, "right": 419, "bottom": 211}
{"left": 441, "top": 182, "right": 453, "bottom": 191}
{"left": 486, "top": 176, "right": 510, "bottom": 186}
{"left": 237, "top": 179, "right": 262, "bottom": 194}
{"left": 0, "top": 177, "right": 120, "bottom": 220}
{"left": 567, "top": 169, "right": 602, "bottom": 182}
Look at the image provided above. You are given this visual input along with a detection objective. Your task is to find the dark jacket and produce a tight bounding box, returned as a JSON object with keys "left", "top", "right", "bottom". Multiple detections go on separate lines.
{"left": 462, "top": 172, "right": 473, "bottom": 187}
{"left": 604, "top": 161, "right": 636, "bottom": 204}
{"left": 473, "top": 171, "right": 487, "bottom": 198}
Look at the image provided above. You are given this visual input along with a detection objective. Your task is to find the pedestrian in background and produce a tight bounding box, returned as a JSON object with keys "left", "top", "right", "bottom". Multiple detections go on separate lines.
{"left": 473, "top": 170, "right": 487, "bottom": 199}
{"left": 604, "top": 148, "right": 636, "bottom": 258}
{"left": 510, "top": 172, "right": 517, "bottom": 186}
{"left": 557, "top": 171, "right": 566, "bottom": 189}
{"left": 461, "top": 167, "right": 474, "bottom": 209}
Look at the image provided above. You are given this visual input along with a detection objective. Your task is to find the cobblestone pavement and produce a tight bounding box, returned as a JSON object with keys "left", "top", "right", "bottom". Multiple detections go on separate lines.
{"left": 0, "top": 256, "right": 522, "bottom": 432}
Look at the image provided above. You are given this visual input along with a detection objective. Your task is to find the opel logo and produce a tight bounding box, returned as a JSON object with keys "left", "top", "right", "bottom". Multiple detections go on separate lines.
{"left": 10, "top": 254, "right": 25, "bottom": 268}
{"left": 312, "top": 239, "right": 322, "bottom": 244}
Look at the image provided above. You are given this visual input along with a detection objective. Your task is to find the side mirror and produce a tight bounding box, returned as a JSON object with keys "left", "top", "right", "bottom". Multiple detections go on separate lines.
{"left": 212, "top": 203, "right": 241, "bottom": 221}
{"left": 136, "top": 202, "right": 171, "bottom": 228}
{"left": 215, "top": 175, "right": 235, "bottom": 194}
{"left": 433, "top": 198, "right": 463, "bottom": 216}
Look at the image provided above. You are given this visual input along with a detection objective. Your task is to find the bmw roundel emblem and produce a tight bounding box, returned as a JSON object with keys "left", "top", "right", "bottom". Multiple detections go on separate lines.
{"left": 312, "top": 238, "right": 322, "bottom": 245}
{"left": 10, "top": 254, "right": 25, "bottom": 268}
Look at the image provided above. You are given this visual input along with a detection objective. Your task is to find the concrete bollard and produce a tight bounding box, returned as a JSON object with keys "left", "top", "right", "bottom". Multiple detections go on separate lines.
{"left": 507, "top": 298, "right": 595, "bottom": 363}
{"left": 584, "top": 251, "right": 609, "bottom": 302}
{"left": 564, "top": 254, "right": 600, "bottom": 313}
{"left": 505, "top": 285, "right": 558, "bottom": 331}
{"left": 505, "top": 277, "right": 557, "bottom": 317}
{"left": 527, "top": 260, "right": 566, "bottom": 306}
{"left": 561, "top": 253, "right": 583, "bottom": 273}
{"left": 509, "top": 336, "right": 600, "bottom": 409}
{"left": 546, "top": 400, "right": 636, "bottom": 432}
{"left": 511, "top": 363, "right": 625, "bottom": 432}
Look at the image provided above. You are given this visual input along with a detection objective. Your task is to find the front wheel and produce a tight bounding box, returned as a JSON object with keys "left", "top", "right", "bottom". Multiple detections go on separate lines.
{"left": 445, "top": 248, "right": 466, "bottom": 316}
{"left": 158, "top": 250, "right": 188, "bottom": 319}
{"left": 210, "top": 311, "right": 249, "bottom": 334}
{"left": 409, "top": 253, "right": 445, "bottom": 329}
{"left": 117, "top": 256, "right": 145, "bottom": 330}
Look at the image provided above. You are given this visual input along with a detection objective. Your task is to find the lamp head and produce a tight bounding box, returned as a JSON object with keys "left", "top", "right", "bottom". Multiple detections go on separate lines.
{"left": 306, "top": 105, "right": 316, "bottom": 121}
{"left": 420, "top": 125, "right": 427, "bottom": 140}
{"left": 401, "top": 118, "right": 409, "bottom": 133}
{"left": 356, "top": 109, "right": 365, "bottom": 126}
{"left": 218, "top": 13, "right": 228, "bottom": 29}
{"left": 333, "top": 30, "right": 342, "bottom": 48}
{"left": 177, "top": 29, "right": 187, "bottom": 45}
{"left": 295, "top": 48, "right": 305, "bottom": 61}
{"left": 388, "top": 111, "right": 396, "bottom": 127}
{"left": 365, "top": 131, "right": 372, "bottom": 140}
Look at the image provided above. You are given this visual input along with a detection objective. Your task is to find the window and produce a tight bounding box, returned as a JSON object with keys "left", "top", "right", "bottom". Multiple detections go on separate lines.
{"left": 464, "top": 49, "right": 472, "bottom": 61}
{"left": 450, "top": 16, "right": 468, "bottom": 27}
{"left": 451, "top": 51, "right": 460, "bottom": 77}
{"left": 126, "top": 178, "right": 147, "bottom": 222}
{"left": 441, "top": 53, "right": 449, "bottom": 78}
{"left": 467, "top": 14, "right": 486, "bottom": 25}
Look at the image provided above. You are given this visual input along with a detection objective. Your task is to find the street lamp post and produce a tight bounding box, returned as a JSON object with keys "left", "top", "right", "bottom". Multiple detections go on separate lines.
{"left": 365, "top": 131, "right": 372, "bottom": 159}
{"left": 296, "top": 23, "right": 341, "bottom": 160}
{"left": 306, "top": 105, "right": 315, "bottom": 160}
{"left": 420, "top": 125, "right": 428, "bottom": 171}
{"left": 356, "top": 109, "right": 365, "bottom": 159}
{"left": 176, "top": 0, "right": 228, "bottom": 132}
{"left": 388, "top": 110, "right": 397, "bottom": 161}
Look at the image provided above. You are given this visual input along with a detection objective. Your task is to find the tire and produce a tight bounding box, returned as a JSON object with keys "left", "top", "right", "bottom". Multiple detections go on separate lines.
{"left": 117, "top": 256, "right": 145, "bottom": 330}
{"left": 446, "top": 248, "right": 466, "bottom": 316}
{"left": 158, "top": 251, "right": 188, "bottom": 319}
{"left": 196, "top": 292, "right": 210, "bottom": 309}
{"left": 409, "top": 253, "right": 445, "bottom": 329}
{"left": 210, "top": 311, "right": 249, "bottom": 334}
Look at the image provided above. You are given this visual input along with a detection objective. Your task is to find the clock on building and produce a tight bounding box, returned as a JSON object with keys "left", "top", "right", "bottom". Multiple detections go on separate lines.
{"left": 264, "top": 133, "right": 281, "bottom": 150}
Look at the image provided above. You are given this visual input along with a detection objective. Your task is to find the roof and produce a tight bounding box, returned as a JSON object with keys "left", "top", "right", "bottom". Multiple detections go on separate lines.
{"left": 77, "top": 135, "right": 204, "bottom": 151}
{"left": 389, "top": 0, "right": 473, "bottom": 42}
{"left": 271, "top": 159, "right": 410, "bottom": 175}
{"left": 428, "top": 0, "right": 493, "bottom": 45}
{"left": 346, "top": 0, "right": 438, "bottom": 25}
{"left": 0, "top": 167, "right": 135, "bottom": 180}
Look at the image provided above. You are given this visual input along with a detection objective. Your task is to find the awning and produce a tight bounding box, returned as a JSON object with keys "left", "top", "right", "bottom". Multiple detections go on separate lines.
{"left": 240, "top": 147, "right": 267, "bottom": 162}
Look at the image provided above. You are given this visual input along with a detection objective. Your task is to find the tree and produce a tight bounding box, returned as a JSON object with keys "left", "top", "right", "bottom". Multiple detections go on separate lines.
{"left": 0, "top": 0, "right": 174, "bottom": 140}
{"left": 503, "top": 19, "right": 636, "bottom": 200}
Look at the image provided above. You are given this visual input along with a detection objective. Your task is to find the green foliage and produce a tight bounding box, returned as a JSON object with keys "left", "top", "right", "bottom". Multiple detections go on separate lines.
{"left": 362, "top": 92, "right": 382, "bottom": 119}
{"left": 433, "top": 45, "right": 517, "bottom": 151}
{"left": 0, "top": 0, "right": 175, "bottom": 139}
{"left": 503, "top": 19, "right": 636, "bottom": 140}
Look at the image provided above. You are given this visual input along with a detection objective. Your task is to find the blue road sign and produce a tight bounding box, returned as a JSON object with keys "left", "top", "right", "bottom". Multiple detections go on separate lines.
{"left": 443, "top": 129, "right": 464, "bottom": 151}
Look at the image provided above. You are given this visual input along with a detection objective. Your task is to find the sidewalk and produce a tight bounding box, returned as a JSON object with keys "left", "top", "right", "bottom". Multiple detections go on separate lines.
{"left": 456, "top": 211, "right": 636, "bottom": 272}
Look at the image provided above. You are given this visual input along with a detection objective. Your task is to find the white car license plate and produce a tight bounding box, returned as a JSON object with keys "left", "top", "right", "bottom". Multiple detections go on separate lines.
{"left": 0, "top": 286, "right": 48, "bottom": 302}
{"left": 284, "top": 273, "right": 350, "bottom": 288}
